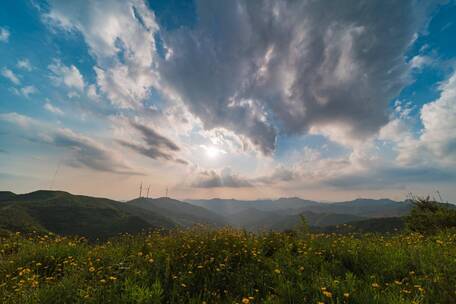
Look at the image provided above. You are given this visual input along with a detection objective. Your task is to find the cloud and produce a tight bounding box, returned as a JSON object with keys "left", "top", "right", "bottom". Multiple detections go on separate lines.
{"left": 0, "top": 112, "right": 138, "bottom": 174}
{"left": 48, "top": 60, "right": 84, "bottom": 91}
{"left": 409, "top": 55, "right": 434, "bottom": 70}
{"left": 159, "top": 0, "right": 434, "bottom": 153}
{"left": 44, "top": 101, "right": 64, "bottom": 115}
{"left": 17, "top": 59, "right": 32, "bottom": 71}
{"left": 192, "top": 168, "right": 252, "bottom": 188}
{"left": 19, "top": 86, "right": 37, "bottom": 98}
{"left": 0, "top": 27, "right": 9, "bottom": 42}
{"left": 1, "top": 68, "right": 20, "bottom": 84}
{"left": 118, "top": 121, "right": 186, "bottom": 164}
{"left": 325, "top": 165, "right": 456, "bottom": 190}
{"left": 44, "top": 0, "right": 160, "bottom": 108}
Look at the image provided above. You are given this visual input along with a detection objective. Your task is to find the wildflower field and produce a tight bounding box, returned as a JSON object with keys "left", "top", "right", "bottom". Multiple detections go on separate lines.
{"left": 1, "top": 227, "right": 456, "bottom": 304}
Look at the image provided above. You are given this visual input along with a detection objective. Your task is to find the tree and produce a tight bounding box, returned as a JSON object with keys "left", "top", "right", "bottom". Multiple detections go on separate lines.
{"left": 405, "top": 196, "right": 456, "bottom": 234}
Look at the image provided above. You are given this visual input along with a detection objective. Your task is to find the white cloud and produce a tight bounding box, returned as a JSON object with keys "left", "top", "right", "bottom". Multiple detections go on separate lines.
{"left": 20, "top": 85, "right": 37, "bottom": 98}
{"left": 0, "top": 27, "right": 10, "bottom": 42}
{"left": 409, "top": 55, "right": 433, "bottom": 70}
{"left": 1, "top": 68, "right": 20, "bottom": 84}
{"left": 17, "top": 59, "right": 33, "bottom": 71}
{"left": 44, "top": 101, "right": 64, "bottom": 115}
{"left": 44, "top": 0, "right": 160, "bottom": 108}
{"left": 87, "top": 84, "right": 99, "bottom": 101}
{"left": 48, "top": 60, "right": 84, "bottom": 91}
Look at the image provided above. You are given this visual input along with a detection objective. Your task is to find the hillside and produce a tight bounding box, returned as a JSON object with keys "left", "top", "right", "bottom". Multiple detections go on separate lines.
{"left": 314, "top": 217, "right": 406, "bottom": 234}
{"left": 1, "top": 227, "right": 455, "bottom": 303}
{"left": 0, "top": 191, "right": 176, "bottom": 239}
{"left": 128, "top": 197, "right": 227, "bottom": 227}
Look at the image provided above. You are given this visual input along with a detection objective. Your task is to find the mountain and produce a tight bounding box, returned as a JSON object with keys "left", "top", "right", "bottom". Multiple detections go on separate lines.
{"left": 186, "top": 197, "right": 411, "bottom": 231}
{"left": 0, "top": 190, "right": 176, "bottom": 239}
{"left": 187, "top": 197, "right": 321, "bottom": 215}
{"left": 128, "top": 197, "right": 227, "bottom": 227}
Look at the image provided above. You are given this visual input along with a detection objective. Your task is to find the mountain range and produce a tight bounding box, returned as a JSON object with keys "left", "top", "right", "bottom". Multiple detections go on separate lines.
{"left": 0, "top": 190, "right": 413, "bottom": 238}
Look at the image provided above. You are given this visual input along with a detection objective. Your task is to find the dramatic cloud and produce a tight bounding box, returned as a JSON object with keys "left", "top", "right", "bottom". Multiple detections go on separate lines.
{"left": 0, "top": 27, "right": 9, "bottom": 42}
{"left": 192, "top": 168, "right": 252, "bottom": 188}
{"left": 1, "top": 68, "right": 20, "bottom": 84}
{"left": 0, "top": 113, "right": 137, "bottom": 174}
{"left": 118, "top": 121, "right": 186, "bottom": 164}
{"left": 48, "top": 60, "right": 84, "bottom": 91}
{"left": 159, "top": 0, "right": 433, "bottom": 153}
{"left": 44, "top": 0, "right": 160, "bottom": 108}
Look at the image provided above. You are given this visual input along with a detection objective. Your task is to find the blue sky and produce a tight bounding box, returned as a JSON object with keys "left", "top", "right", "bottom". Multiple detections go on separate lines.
{"left": 0, "top": 0, "right": 455, "bottom": 201}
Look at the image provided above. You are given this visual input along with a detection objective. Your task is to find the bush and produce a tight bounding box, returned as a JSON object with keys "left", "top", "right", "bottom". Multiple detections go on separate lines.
{"left": 405, "top": 196, "right": 456, "bottom": 234}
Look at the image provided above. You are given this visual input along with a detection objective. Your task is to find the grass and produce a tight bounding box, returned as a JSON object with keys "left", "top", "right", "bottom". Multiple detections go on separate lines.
{"left": 1, "top": 227, "right": 456, "bottom": 303}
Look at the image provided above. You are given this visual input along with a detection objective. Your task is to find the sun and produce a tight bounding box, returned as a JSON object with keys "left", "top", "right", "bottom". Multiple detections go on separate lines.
{"left": 205, "top": 146, "right": 220, "bottom": 159}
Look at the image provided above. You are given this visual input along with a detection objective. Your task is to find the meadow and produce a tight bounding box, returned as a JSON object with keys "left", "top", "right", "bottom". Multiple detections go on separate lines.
{"left": 1, "top": 226, "right": 455, "bottom": 304}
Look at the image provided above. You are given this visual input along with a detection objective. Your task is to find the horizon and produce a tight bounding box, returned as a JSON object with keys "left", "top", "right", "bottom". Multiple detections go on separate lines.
{"left": 1, "top": 188, "right": 417, "bottom": 204}
{"left": 1, "top": 1, "right": 456, "bottom": 202}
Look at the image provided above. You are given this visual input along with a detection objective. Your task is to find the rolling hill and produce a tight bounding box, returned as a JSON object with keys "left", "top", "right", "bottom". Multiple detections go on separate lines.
{"left": 0, "top": 190, "right": 176, "bottom": 239}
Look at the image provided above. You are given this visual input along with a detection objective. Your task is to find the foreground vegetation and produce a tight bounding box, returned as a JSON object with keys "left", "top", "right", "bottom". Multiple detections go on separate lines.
{"left": 1, "top": 226, "right": 456, "bottom": 304}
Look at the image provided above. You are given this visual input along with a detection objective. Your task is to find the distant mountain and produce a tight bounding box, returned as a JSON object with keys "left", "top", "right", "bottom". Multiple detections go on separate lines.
{"left": 0, "top": 191, "right": 176, "bottom": 239}
{"left": 187, "top": 197, "right": 321, "bottom": 215}
{"left": 186, "top": 197, "right": 411, "bottom": 231}
{"left": 128, "top": 197, "right": 227, "bottom": 227}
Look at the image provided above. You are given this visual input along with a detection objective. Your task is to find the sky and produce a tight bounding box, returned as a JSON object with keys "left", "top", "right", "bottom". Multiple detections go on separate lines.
{"left": 0, "top": 0, "right": 455, "bottom": 202}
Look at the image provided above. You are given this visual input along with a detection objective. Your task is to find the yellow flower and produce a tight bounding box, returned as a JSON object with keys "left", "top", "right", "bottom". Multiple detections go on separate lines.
{"left": 148, "top": 258, "right": 154, "bottom": 263}
{"left": 89, "top": 267, "right": 95, "bottom": 272}
{"left": 274, "top": 269, "right": 281, "bottom": 274}
{"left": 371, "top": 283, "right": 380, "bottom": 288}
{"left": 109, "top": 276, "right": 117, "bottom": 281}
{"left": 242, "top": 298, "right": 250, "bottom": 304}
{"left": 344, "top": 293, "right": 350, "bottom": 298}
{"left": 322, "top": 291, "right": 332, "bottom": 298}
{"left": 100, "top": 279, "right": 106, "bottom": 284}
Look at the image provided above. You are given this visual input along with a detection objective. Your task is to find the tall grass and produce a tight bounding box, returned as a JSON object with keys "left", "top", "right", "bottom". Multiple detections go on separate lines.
{"left": 1, "top": 227, "right": 455, "bottom": 303}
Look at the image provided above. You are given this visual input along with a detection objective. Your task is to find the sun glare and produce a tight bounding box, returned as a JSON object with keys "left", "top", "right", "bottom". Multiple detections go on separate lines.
{"left": 205, "top": 146, "right": 220, "bottom": 159}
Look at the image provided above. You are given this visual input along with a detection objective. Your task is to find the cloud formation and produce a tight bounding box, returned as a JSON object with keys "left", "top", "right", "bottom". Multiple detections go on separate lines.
{"left": 48, "top": 60, "right": 85, "bottom": 91}
{"left": 45, "top": 0, "right": 160, "bottom": 108}
{"left": 0, "top": 113, "right": 137, "bottom": 175}
{"left": 118, "top": 121, "right": 187, "bottom": 164}
{"left": 192, "top": 168, "right": 252, "bottom": 188}
{"left": 159, "top": 0, "right": 432, "bottom": 153}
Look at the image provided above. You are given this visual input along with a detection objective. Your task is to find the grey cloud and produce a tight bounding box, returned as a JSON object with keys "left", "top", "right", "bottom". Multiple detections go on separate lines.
{"left": 192, "top": 168, "right": 252, "bottom": 188}
{"left": 325, "top": 166, "right": 456, "bottom": 190}
{"left": 119, "top": 121, "right": 187, "bottom": 164}
{"left": 160, "top": 0, "right": 435, "bottom": 153}
{"left": 50, "top": 129, "right": 139, "bottom": 174}
{"left": 0, "top": 112, "right": 138, "bottom": 175}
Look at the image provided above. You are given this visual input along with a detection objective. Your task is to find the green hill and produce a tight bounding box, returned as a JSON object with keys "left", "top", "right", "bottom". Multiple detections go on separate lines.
{"left": 0, "top": 191, "right": 176, "bottom": 239}
{"left": 314, "top": 217, "right": 406, "bottom": 234}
